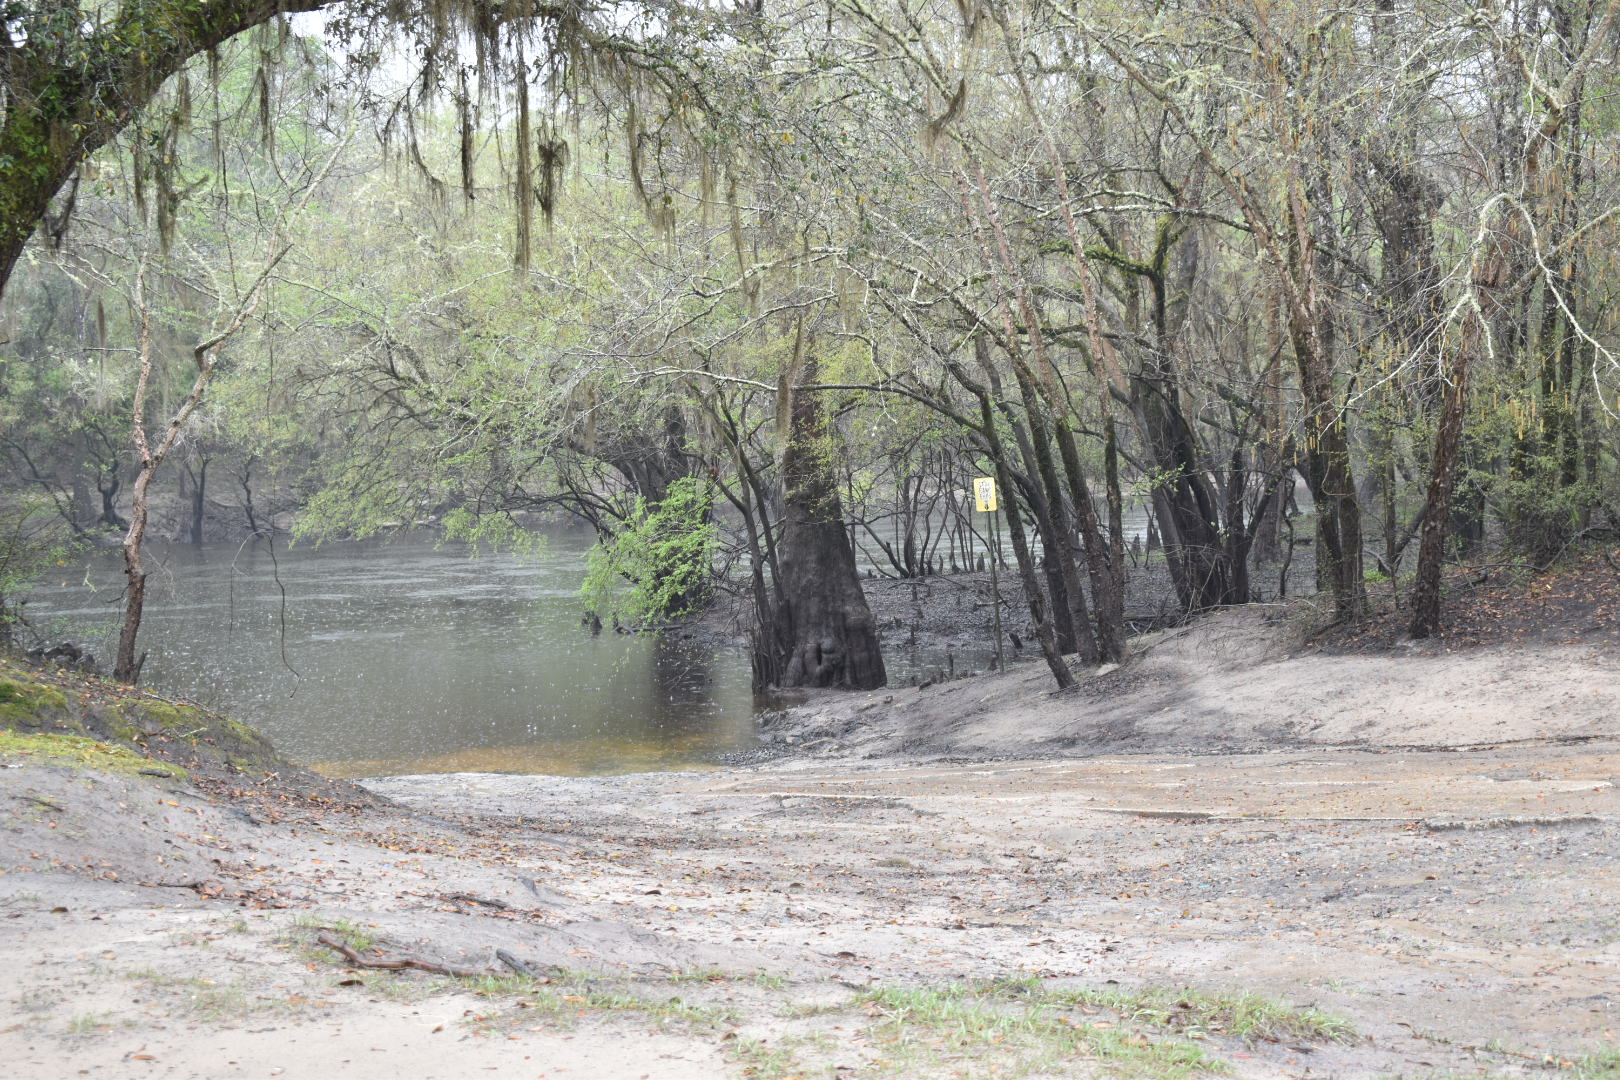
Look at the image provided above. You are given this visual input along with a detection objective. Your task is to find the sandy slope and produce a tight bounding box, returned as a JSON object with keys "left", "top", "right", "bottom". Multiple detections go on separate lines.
{"left": 2, "top": 610, "right": 1617, "bottom": 1079}
{"left": 757, "top": 609, "right": 1620, "bottom": 760}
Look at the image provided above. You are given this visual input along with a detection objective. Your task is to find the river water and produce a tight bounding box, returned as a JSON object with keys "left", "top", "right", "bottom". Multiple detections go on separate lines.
{"left": 23, "top": 531, "right": 761, "bottom": 777}
{"left": 23, "top": 507, "right": 1170, "bottom": 776}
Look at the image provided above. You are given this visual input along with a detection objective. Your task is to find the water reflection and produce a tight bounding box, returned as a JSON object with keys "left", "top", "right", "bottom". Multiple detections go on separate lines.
{"left": 24, "top": 531, "right": 756, "bottom": 777}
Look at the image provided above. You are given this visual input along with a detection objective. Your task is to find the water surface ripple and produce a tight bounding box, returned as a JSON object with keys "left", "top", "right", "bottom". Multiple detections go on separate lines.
{"left": 24, "top": 531, "right": 756, "bottom": 777}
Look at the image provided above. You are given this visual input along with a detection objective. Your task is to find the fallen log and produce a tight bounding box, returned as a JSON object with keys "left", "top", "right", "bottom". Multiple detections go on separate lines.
{"left": 495, "top": 948, "right": 547, "bottom": 980}
{"left": 316, "top": 933, "right": 489, "bottom": 978}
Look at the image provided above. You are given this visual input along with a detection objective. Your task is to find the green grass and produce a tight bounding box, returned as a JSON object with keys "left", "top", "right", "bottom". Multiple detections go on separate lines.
{"left": 292, "top": 914, "right": 379, "bottom": 954}
{"left": 836, "top": 977, "right": 1355, "bottom": 1078}
{"left": 857, "top": 980, "right": 1228, "bottom": 1079}
{"left": 64, "top": 1012, "right": 114, "bottom": 1035}
{"left": 1572, "top": 1048, "right": 1620, "bottom": 1078}
{"left": 460, "top": 973, "right": 741, "bottom": 1035}
{"left": 1049, "top": 984, "right": 1355, "bottom": 1045}
{"left": 726, "top": 1034, "right": 836, "bottom": 1079}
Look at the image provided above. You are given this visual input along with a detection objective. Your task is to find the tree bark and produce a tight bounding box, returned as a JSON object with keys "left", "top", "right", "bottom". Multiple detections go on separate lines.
{"left": 758, "top": 347, "right": 885, "bottom": 691}
{"left": 0, "top": 0, "right": 333, "bottom": 303}
{"left": 1410, "top": 234, "right": 1501, "bottom": 637}
{"left": 1408, "top": 338, "right": 1472, "bottom": 638}
{"left": 97, "top": 463, "right": 128, "bottom": 530}
{"left": 950, "top": 359, "right": 1075, "bottom": 689}
{"left": 113, "top": 468, "right": 154, "bottom": 683}
{"left": 188, "top": 457, "right": 209, "bottom": 545}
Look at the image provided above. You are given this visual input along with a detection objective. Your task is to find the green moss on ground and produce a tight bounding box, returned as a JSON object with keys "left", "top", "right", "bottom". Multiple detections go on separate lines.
{"left": 0, "top": 730, "right": 185, "bottom": 779}
{"left": 0, "top": 653, "right": 371, "bottom": 809}
{"left": 0, "top": 677, "right": 71, "bottom": 728}
{"left": 0, "top": 654, "right": 292, "bottom": 783}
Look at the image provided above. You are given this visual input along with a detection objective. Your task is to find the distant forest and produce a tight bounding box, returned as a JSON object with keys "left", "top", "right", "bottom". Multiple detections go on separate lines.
{"left": 4, "top": 0, "right": 1618, "bottom": 686}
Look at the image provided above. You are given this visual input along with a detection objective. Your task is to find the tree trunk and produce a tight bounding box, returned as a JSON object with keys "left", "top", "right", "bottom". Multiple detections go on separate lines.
{"left": 240, "top": 459, "right": 261, "bottom": 536}
{"left": 951, "top": 359, "right": 1075, "bottom": 689}
{"left": 97, "top": 463, "right": 127, "bottom": 529}
{"left": 113, "top": 467, "right": 153, "bottom": 684}
{"left": 1411, "top": 244, "right": 1495, "bottom": 636}
{"left": 1062, "top": 416, "right": 1125, "bottom": 662}
{"left": 1409, "top": 339, "right": 1473, "bottom": 638}
{"left": 0, "top": 0, "right": 339, "bottom": 303}
{"left": 188, "top": 457, "right": 208, "bottom": 545}
{"left": 758, "top": 351, "right": 885, "bottom": 691}
{"left": 1129, "top": 370, "right": 1239, "bottom": 611}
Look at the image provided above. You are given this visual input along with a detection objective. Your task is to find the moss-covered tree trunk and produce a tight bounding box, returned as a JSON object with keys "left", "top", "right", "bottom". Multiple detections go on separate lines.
{"left": 0, "top": 0, "right": 329, "bottom": 302}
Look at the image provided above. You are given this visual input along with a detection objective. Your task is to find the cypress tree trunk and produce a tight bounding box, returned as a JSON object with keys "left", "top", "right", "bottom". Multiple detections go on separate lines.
{"left": 758, "top": 352, "right": 885, "bottom": 691}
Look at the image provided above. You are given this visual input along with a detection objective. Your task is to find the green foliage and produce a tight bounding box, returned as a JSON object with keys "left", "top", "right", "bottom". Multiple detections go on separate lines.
{"left": 580, "top": 477, "right": 717, "bottom": 626}
{"left": 1490, "top": 462, "right": 1601, "bottom": 563}
{"left": 439, "top": 508, "right": 543, "bottom": 557}
{"left": 1460, "top": 379, "right": 1604, "bottom": 563}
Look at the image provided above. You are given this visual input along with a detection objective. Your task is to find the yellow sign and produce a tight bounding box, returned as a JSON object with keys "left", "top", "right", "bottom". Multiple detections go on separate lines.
{"left": 972, "top": 477, "right": 998, "bottom": 513}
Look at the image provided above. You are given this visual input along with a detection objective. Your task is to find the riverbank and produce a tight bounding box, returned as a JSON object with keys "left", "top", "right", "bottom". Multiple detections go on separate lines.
{"left": 1, "top": 551, "right": 1617, "bottom": 1079}
{"left": 695, "top": 545, "right": 1321, "bottom": 684}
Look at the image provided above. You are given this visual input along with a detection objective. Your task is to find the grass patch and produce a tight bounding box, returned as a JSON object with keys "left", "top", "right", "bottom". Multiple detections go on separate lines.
{"left": 841, "top": 978, "right": 1353, "bottom": 1078}
{"left": 668, "top": 965, "right": 730, "bottom": 984}
{"left": 123, "top": 966, "right": 314, "bottom": 1024}
{"left": 1415, "top": 1050, "right": 1620, "bottom": 1080}
{"left": 1571, "top": 1048, "right": 1620, "bottom": 1078}
{"left": 462, "top": 972, "right": 742, "bottom": 1035}
{"left": 1051, "top": 984, "right": 1355, "bottom": 1044}
{"left": 64, "top": 1012, "right": 115, "bottom": 1036}
{"left": 0, "top": 729, "right": 184, "bottom": 779}
{"left": 301, "top": 939, "right": 743, "bottom": 1033}
{"left": 727, "top": 1034, "right": 835, "bottom": 1079}
{"left": 292, "top": 914, "right": 379, "bottom": 955}
{"left": 858, "top": 980, "right": 1226, "bottom": 1079}
{"left": 665, "top": 966, "right": 789, "bottom": 991}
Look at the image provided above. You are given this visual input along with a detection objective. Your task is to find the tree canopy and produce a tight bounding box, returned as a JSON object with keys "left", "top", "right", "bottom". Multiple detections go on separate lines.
{"left": 5, "top": 0, "right": 1620, "bottom": 685}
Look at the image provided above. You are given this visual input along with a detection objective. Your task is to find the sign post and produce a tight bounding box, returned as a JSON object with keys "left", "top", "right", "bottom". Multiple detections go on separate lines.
{"left": 973, "top": 477, "right": 1005, "bottom": 672}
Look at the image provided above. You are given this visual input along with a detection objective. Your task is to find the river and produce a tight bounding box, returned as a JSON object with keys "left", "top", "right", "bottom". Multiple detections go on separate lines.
{"left": 25, "top": 508, "right": 1175, "bottom": 776}
{"left": 24, "top": 531, "right": 764, "bottom": 777}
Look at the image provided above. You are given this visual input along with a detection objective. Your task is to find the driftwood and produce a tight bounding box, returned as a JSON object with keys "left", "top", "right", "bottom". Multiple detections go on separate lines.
{"left": 447, "top": 892, "right": 510, "bottom": 910}
{"left": 495, "top": 948, "right": 547, "bottom": 980}
{"left": 316, "top": 933, "right": 488, "bottom": 978}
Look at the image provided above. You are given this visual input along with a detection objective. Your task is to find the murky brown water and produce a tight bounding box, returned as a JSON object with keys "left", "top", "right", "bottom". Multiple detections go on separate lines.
{"left": 25, "top": 531, "right": 758, "bottom": 776}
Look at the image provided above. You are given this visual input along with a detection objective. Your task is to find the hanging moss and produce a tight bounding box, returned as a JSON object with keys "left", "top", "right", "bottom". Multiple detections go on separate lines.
{"left": 2, "top": 0, "right": 739, "bottom": 301}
